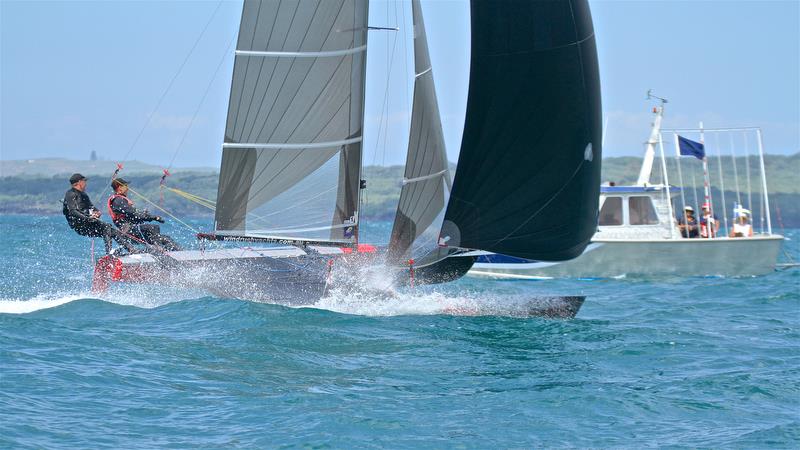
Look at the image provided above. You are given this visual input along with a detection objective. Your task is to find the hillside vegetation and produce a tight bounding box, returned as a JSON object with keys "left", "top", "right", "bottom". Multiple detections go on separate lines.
{"left": 1, "top": 155, "right": 797, "bottom": 226}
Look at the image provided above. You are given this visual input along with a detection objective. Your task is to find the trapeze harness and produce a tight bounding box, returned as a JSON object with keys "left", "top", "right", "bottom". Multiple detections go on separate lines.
{"left": 107, "top": 193, "right": 133, "bottom": 225}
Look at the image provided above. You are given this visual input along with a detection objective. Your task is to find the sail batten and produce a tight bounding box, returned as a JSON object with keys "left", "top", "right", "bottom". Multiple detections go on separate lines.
{"left": 223, "top": 137, "right": 362, "bottom": 149}
{"left": 403, "top": 169, "right": 448, "bottom": 185}
{"left": 235, "top": 45, "right": 367, "bottom": 58}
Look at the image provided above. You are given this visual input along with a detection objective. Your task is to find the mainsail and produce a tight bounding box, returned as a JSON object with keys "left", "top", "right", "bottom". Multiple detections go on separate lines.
{"left": 439, "top": 0, "right": 602, "bottom": 261}
{"left": 215, "top": 0, "right": 369, "bottom": 244}
{"left": 387, "top": 0, "right": 452, "bottom": 261}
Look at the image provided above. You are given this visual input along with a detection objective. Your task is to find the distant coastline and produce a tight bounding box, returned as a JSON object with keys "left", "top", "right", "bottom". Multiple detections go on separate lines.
{"left": 1, "top": 155, "right": 798, "bottom": 226}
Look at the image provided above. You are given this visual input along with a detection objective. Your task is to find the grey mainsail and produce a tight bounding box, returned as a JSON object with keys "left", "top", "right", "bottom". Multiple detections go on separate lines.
{"left": 387, "top": 0, "right": 452, "bottom": 261}
{"left": 215, "top": 0, "right": 369, "bottom": 244}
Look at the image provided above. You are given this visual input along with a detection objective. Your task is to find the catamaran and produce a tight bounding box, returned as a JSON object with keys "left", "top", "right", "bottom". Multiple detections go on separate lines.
{"left": 92, "top": 0, "right": 603, "bottom": 313}
{"left": 469, "top": 93, "right": 785, "bottom": 279}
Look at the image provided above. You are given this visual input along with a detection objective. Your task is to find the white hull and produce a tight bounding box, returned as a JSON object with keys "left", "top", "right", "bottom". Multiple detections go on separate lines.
{"left": 469, "top": 235, "right": 784, "bottom": 279}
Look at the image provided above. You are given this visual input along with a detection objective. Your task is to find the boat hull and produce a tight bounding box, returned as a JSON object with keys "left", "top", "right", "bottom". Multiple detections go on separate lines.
{"left": 93, "top": 247, "right": 332, "bottom": 305}
{"left": 469, "top": 235, "right": 785, "bottom": 279}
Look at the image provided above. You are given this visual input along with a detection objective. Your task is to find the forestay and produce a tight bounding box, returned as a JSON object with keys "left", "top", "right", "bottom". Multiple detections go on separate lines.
{"left": 215, "top": 0, "right": 369, "bottom": 244}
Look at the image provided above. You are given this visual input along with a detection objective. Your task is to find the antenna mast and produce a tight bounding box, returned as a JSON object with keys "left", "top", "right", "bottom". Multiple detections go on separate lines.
{"left": 637, "top": 90, "right": 668, "bottom": 186}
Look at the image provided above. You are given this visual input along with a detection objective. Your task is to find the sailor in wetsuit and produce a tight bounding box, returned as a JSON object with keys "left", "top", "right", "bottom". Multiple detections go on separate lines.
{"left": 62, "top": 173, "right": 134, "bottom": 254}
{"left": 108, "top": 178, "right": 181, "bottom": 251}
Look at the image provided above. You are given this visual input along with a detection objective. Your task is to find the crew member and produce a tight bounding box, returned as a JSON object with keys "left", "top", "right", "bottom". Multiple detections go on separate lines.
{"left": 62, "top": 173, "right": 134, "bottom": 254}
{"left": 730, "top": 211, "right": 753, "bottom": 237}
{"left": 677, "top": 206, "right": 699, "bottom": 238}
{"left": 108, "top": 178, "right": 181, "bottom": 251}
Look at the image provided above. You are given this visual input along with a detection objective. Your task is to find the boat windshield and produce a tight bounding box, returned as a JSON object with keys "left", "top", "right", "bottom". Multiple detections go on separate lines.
{"left": 599, "top": 197, "right": 623, "bottom": 226}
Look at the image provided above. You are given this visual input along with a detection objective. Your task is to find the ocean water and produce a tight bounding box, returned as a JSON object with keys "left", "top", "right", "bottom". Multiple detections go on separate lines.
{"left": 1, "top": 214, "right": 798, "bottom": 448}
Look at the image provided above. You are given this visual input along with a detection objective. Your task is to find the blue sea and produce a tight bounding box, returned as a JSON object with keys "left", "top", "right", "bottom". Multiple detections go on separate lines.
{"left": 1, "top": 214, "right": 798, "bottom": 448}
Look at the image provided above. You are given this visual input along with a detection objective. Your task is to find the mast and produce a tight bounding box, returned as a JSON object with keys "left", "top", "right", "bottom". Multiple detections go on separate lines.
{"left": 637, "top": 90, "right": 667, "bottom": 186}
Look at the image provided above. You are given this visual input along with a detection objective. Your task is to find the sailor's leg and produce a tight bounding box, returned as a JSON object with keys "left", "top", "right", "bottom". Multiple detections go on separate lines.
{"left": 106, "top": 224, "right": 135, "bottom": 252}
{"left": 82, "top": 221, "right": 114, "bottom": 253}
{"left": 158, "top": 234, "right": 181, "bottom": 251}
{"left": 102, "top": 232, "right": 113, "bottom": 254}
{"left": 136, "top": 224, "right": 159, "bottom": 245}
{"left": 143, "top": 224, "right": 180, "bottom": 251}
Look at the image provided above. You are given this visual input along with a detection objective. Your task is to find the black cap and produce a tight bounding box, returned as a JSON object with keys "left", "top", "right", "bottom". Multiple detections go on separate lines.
{"left": 111, "top": 178, "right": 129, "bottom": 189}
{"left": 69, "top": 173, "right": 86, "bottom": 184}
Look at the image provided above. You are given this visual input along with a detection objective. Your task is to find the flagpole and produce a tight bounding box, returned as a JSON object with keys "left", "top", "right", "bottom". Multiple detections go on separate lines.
{"left": 674, "top": 133, "right": 689, "bottom": 238}
{"left": 700, "top": 122, "right": 714, "bottom": 238}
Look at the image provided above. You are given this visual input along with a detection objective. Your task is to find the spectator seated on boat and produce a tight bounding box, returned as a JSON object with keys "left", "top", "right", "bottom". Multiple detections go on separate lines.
{"left": 730, "top": 211, "right": 753, "bottom": 238}
{"left": 677, "top": 206, "right": 699, "bottom": 238}
{"left": 699, "top": 203, "right": 720, "bottom": 238}
{"left": 62, "top": 173, "right": 135, "bottom": 254}
{"left": 108, "top": 178, "right": 181, "bottom": 251}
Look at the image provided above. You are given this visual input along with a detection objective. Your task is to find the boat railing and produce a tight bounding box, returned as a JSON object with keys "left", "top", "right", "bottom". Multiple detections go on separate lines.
{"left": 654, "top": 125, "right": 773, "bottom": 239}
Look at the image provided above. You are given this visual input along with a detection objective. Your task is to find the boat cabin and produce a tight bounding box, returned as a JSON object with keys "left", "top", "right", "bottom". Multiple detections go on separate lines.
{"left": 596, "top": 185, "right": 680, "bottom": 240}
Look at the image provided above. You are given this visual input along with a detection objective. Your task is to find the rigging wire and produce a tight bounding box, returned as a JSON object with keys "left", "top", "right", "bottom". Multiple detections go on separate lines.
{"left": 100, "top": 1, "right": 225, "bottom": 197}
{"left": 165, "top": 33, "right": 238, "bottom": 173}
{"left": 729, "top": 132, "right": 742, "bottom": 205}
{"left": 370, "top": 6, "right": 401, "bottom": 167}
{"left": 744, "top": 131, "right": 753, "bottom": 214}
{"left": 713, "top": 133, "right": 729, "bottom": 235}
{"left": 690, "top": 159, "right": 700, "bottom": 212}
{"left": 128, "top": 187, "right": 200, "bottom": 233}
{"left": 166, "top": 187, "right": 217, "bottom": 211}
{"left": 400, "top": 0, "right": 411, "bottom": 165}
{"left": 379, "top": 1, "right": 401, "bottom": 167}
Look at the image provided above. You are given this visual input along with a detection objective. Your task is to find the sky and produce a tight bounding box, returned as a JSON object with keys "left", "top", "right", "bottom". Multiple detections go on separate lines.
{"left": 1, "top": 0, "right": 798, "bottom": 169}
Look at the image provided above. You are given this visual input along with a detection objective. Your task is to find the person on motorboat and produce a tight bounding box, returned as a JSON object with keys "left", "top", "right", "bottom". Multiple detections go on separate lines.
{"left": 699, "top": 203, "right": 720, "bottom": 238}
{"left": 677, "top": 205, "right": 699, "bottom": 238}
{"left": 108, "top": 178, "right": 181, "bottom": 251}
{"left": 730, "top": 210, "right": 753, "bottom": 237}
{"left": 62, "top": 173, "right": 135, "bottom": 254}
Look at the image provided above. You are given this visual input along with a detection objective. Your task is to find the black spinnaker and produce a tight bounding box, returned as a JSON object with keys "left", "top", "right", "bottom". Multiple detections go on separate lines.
{"left": 439, "top": 0, "right": 602, "bottom": 262}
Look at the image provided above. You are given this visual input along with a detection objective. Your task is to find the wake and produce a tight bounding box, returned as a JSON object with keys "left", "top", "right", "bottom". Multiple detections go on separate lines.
{"left": 0, "top": 284, "right": 205, "bottom": 314}
{"left": 0, "top": 293, "right": 88, "bottom": 314}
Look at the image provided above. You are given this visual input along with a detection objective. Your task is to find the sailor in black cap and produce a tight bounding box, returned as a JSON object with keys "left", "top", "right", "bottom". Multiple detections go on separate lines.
{"left": 62, "top": 173, "right": 135, "bottom": 254}
{"left": 108, "top": 178, "right": 180, "bottom": 251}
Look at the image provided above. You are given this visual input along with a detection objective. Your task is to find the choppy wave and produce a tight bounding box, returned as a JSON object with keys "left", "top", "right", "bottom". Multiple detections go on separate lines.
{"left": 0, "top": 293, "right": 88, "bottom": 314}
{"left": 1, "top": 216, "right": 799, "bottom": 448}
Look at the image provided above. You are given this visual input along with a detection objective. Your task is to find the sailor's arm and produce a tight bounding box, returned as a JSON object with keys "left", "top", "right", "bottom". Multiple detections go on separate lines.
{"left": 112, "top": 197, "right": 157, "bottom": 222}
{"left": 84, "top": 195, "right": 101, "bottom": 218}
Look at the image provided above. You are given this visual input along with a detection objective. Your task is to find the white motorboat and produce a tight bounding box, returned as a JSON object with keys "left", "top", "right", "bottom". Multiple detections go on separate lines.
{"left": 469, "top": 95, "right": 784, "bottom": 279}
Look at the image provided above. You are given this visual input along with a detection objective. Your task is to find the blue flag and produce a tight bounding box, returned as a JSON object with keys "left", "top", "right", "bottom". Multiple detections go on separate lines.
{"left": 678, "top": 135, "right": 705, "bottom": 160}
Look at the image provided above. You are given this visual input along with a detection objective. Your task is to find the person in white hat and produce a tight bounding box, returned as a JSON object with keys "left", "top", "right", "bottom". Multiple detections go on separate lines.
{"left": 730, "top": 209, "right": 753, "bottom": 237}
{"left": 677, "top": 205, "right": 699, "bottom": 238}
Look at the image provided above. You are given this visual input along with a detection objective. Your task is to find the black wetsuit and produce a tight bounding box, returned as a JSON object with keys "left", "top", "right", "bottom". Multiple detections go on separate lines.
{"left": 109, "top": 194, "right": 180, "bottom": 251}
{"left": 62, "top": 188, "right": 133, "bottom": 253}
